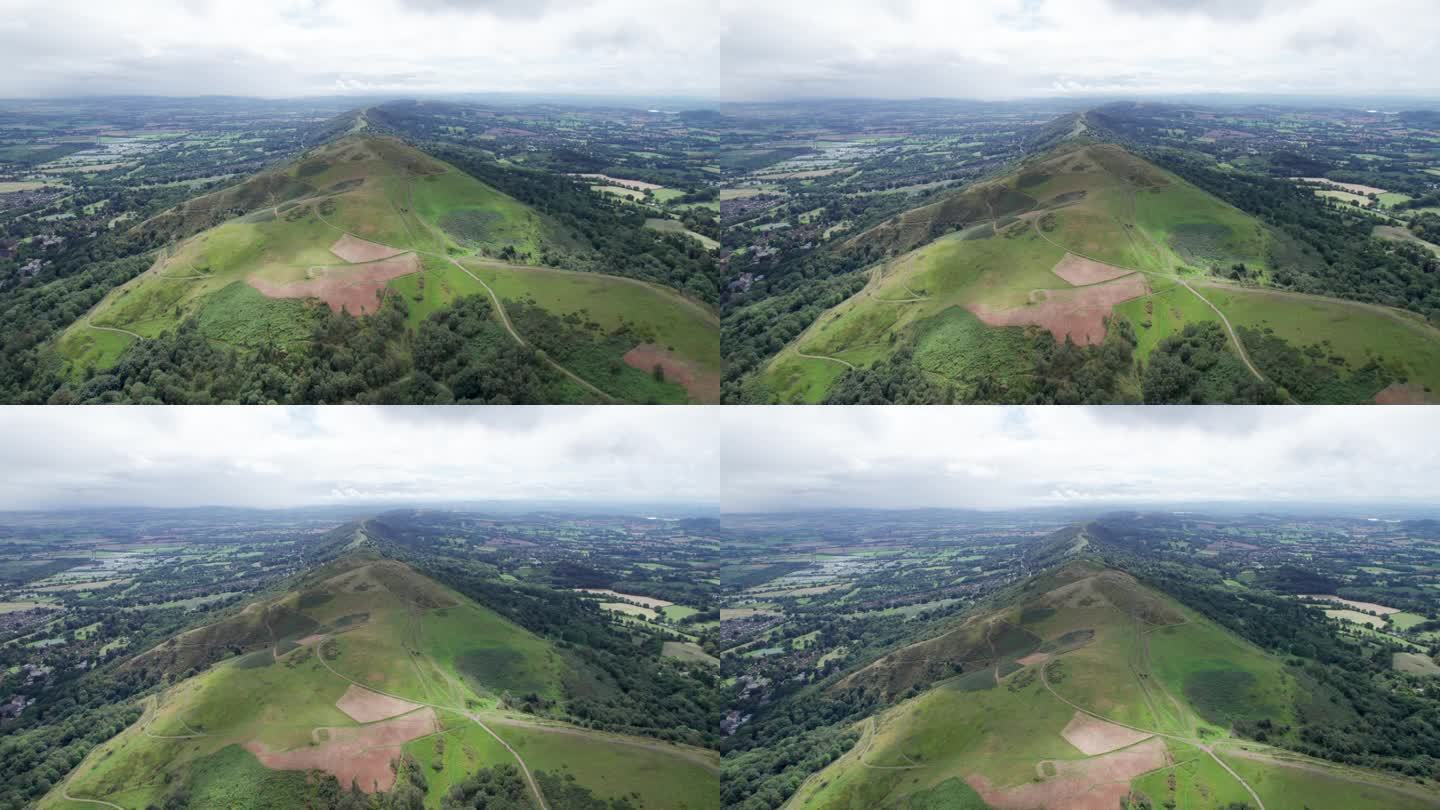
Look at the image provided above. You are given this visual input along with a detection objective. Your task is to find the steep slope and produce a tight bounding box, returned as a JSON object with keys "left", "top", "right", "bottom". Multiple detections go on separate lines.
{"left": 43, "top": 553, "right": 717, "bottom": 810}
{"left": 761, "top": 141, "right": 1440, "bottom": 404}
{"left": 56, "top": 134, "right": 720, "bottom": 403}
{"left": 786, "top": 559, "right": 1440, "bottom": 810}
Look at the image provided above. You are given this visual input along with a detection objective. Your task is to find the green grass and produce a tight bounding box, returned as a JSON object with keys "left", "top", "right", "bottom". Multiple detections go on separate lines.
{"left": 196, "top": 281, "right": 320, "bottom": 347}
{"left": 56, "top": 326, "right": 135, "bottom": 374}
{"left": 1203, "top": 283, "right": 1440, "bottom": 394}
{"left": 1391, "top": 611, "right": 1429, "bottom": 630}
{"left": 1217, "top": 749, "right": 1435, "bottom": 810}
{"left": 662, "top": 604, "right": 700, "bottom": 621}
{"left": 490, "top": 722, "right": 718, "bottom": 810}
{"left": 1131, "top": 739, "right": 1255, "bottom": 809}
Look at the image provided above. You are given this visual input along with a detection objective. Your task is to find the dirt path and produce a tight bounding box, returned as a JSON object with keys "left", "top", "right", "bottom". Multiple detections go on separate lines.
{"left": 83, "top": 315, "right": 143, "bottom": 341}
{"left": 59, "top": 787, "right": 124, "bottom": 810}
{"left": 1038, "top": 656, "right": 1265, "bottom": 810}
{"left": 794, "top": 350, "right": 856, "bottom": 370}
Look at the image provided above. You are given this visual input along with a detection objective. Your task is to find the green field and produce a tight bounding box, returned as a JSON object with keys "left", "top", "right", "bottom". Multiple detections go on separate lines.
{"left": 43, "top": 555, "right": 712, "bottom": 810}
{"left": 52, "top": 134, "right": 718, "bottom": 402}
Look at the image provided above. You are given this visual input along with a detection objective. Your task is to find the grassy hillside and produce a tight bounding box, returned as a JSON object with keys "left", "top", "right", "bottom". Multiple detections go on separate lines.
{"left": 785, "top": 560, "right": 1439, "bottom": 810}
{"left": 759, "top": 142, "right": 1440, "bottom": 404}
{"left": 56, "top": 134, "right": 720, "bottom": 403}
{"left": 43, "top": 554, "right": 716, "bottom": 810}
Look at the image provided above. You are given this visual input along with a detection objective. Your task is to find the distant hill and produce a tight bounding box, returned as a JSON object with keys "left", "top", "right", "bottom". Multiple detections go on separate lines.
{"left": 758, "top": 136, "right": 1440, "bottom": 404}
{"left": 788, "top": 551, "right": 1440, "bottom": 809}
{"left": 52, "top": 133, "right": 720, "bottom": 403}
{"left": 44, "top": 548, "right": 717, "bottom": 809}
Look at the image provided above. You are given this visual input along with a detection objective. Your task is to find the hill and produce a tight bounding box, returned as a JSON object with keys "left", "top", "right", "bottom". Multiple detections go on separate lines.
{"left": 755, "top": 140, "right": 1440, "bottom": 404}
{"left": 782, "top": 558, "right": 1440, "bottom": 810}
{"left": 54, "top": 134, "right": 720, "bottom": 403}
{"left": 42, "top": 551, "right": 718, "bottom": 810}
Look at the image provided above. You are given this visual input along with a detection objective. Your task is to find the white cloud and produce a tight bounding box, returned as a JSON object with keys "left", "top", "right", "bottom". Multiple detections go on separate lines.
{"left": 720, "top": 0, "right": 1440, "bottom": 100}
{"left": 720, "top": 406, "right": 1440, "bottom": 512}
{"left": 0, "top": 406, "right": 717, "bottom": 509}
{"left": 0, "top": 0, "right": 718, "bottom": 97}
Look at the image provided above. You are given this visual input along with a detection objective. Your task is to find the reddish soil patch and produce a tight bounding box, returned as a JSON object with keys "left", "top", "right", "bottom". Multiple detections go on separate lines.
{"left": 623, "top": 343, "right": 719, "bottom": 404}
{"left": 1060, "top": 710, "right": 1152, "bottom": 755}
{"left": 296, "top": 633, "right": 327, "bottom": 646}
{"left": 247, "top": 253, "right": 419, "bottom": 315}
{"left": 1016, "top": 652, "right": 1051, "bottom": 667}
{"left": 968, "top": 736, "right": 1167, "bottom": 810}
{"left": 1051, "top": 253, "right": 1133, "bottom": 286}
{"left": 335, "top": 684, "right": 422, "bottom": 723}
{"left": 330, "top": 233, "right": 406, "bottom": 263}
{"left": 245, "top": 707, "right": 437, "bottom": 793}
{"left": 1375, "top": 382, "right": 1434, "bottom": 404}
{"left": 969, "top": 274, "right": 1147, "bottom": 345}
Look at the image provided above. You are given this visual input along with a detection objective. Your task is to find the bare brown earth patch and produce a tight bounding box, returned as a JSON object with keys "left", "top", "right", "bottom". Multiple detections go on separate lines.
{"left": 245, "top": 707, "right": 437, "bottom": 793}
{"left": 1016, "top": 652, "right": 1051, "bottom": 667}
{"left": 335, "top": 684, "right": 423, "bottom": 723}
{"left": 1060, "top": 710, "right": 1153, "bottom": 755}
{"left": 1050, "top": 253, "right": 1134, "bottom": 286}
{"left": 247, "top": 253, "right": 419, "bottom": 315}
{"left": 623, "top": 343, "right": 719, "bottom": 403}
{"left": 296, "top": 633, "right": 327, "bottom": 647}
{"left": 967, "top": 736, "right": 1167, "bottom": 810}
{"left": 1375, "top": 381, "right": 1435, "bottom": 404}
{"left": 969, "top": 274, "right": 1148, "bottom": 345}
{"left": 329, "top": 233, "right": 406, "bottom": 263}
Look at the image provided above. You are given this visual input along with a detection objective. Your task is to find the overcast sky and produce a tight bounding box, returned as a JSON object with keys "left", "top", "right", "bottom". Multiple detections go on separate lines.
{"left": 0, "top": 407, "right": 716, "bottom": 510}
{"left": 721, "top": 407, "right": 1440, "bottom": 513}
{"left": 0, "top": 0, "right": 717, "bottom": 98}
{"left": 722, "top": 0, "right": 1440, "bottom": 101}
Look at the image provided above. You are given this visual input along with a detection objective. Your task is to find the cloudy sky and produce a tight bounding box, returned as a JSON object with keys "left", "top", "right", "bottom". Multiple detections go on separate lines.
{"left": 722, "top": 407, "right": 1440, "bottom": 513}
{"left": 722, "top": 0, "right": 1440, "bottom": 100}
{"left": 0, "top": 0, "right": 717, "bottom": 98}
{"left": 0, "top": 407, "right": 715, "bottom": 510}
